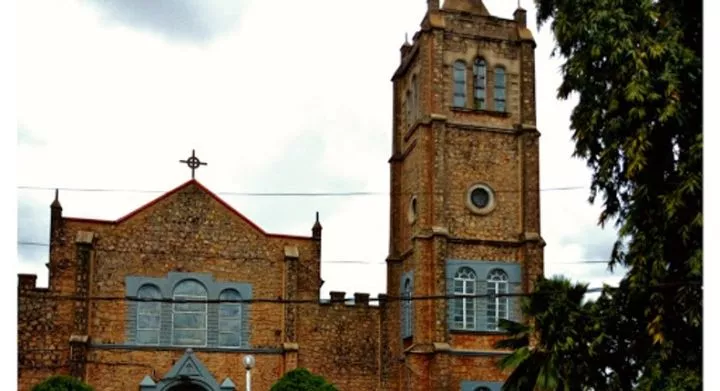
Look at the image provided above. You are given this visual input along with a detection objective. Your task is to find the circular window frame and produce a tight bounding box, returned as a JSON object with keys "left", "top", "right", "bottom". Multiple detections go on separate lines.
{"left": 408, "top": 195, "right": 418, "bottom": 224}
{"left": 466, "top": 183, "right": 496, "bottom": 215}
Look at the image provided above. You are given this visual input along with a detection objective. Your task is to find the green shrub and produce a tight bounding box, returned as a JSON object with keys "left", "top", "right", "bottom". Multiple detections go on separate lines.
{"left": 32, "top": 375, "right": 94, "bottom": 391}
{"left": 270, "top": 368, "right": 338, "bottom": 391}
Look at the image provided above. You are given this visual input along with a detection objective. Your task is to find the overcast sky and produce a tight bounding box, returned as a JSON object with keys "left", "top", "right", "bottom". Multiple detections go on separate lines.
{"left": 16, "top": 0, "right": 628, "bottom": 298}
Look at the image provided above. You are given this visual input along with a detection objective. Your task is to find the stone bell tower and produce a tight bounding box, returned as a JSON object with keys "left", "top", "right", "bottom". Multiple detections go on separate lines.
{"left": 383, "top": 0, "right": 544, "bottom": 389}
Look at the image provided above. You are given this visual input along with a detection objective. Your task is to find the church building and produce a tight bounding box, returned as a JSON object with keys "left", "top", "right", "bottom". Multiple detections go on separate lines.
{"left": 18, "top": 1, "right": 543, "bottom": 390}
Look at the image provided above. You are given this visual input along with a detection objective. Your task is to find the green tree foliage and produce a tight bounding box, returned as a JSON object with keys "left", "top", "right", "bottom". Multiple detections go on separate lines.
{"left": 32, "top": 375, "right": 94, "bottom": 391}
{"left": 270, "top": 368, "right": 338, "bottom": 391}
{"left": 498, "top": 0, "right": 702, "bottom": 388}
{"left": 496, "top": 277, "right": 602, "bottom": 391}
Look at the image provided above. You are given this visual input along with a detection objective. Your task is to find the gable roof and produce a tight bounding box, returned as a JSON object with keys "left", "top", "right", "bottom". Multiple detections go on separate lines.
{"left": 64, "top": 179, "right": 311, "bottom": 240}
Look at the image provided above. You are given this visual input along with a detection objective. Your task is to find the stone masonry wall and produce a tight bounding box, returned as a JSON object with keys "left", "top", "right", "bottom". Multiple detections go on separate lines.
{"left": 18, "top": 275, "right": 73, "bottom": 391}
{"left": 296, "top": 294, "right": 382, "bottom": 391}
{"left": 17, "top": 181, "right": 322, "bottom": 390}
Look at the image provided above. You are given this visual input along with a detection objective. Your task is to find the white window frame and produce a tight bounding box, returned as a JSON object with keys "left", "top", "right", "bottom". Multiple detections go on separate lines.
{"left": 453, "top": 267, "right": 477, "bottom": 330}
{"left": 486, "top": 269, "right": 510, "bottom": 331}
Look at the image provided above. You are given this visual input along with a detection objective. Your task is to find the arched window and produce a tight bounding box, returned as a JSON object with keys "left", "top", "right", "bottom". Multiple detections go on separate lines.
{"left": 412, "top": 74, "right": 419, "bottom": 119}
{"left": 402, "top": 278, "right": 413, "bottom": 337}
{"left": 172, "top": 280, "right": 208, "bottom": 346}
{"left": 453, "top": 267, "right": 477, "bottom": 329}
{"left": 494, "top": 67, "right": 506, "bottom": 112}
{"left": 406, "top": 90, "right": 413, "bottom": 125}
{"left": 453, "top": 60, "right": 467, "bottom": 107}
{"left": 136, "top": 284, "right": 161, "bottom": 345}
{"left": 473, "top": 58, "right": 487, "bottom": 110}
{"left": 486, "top": 269, "right": 509, "bottom": 331}
{"left": 218, "top": 289, "right": 243, "bottom": 347}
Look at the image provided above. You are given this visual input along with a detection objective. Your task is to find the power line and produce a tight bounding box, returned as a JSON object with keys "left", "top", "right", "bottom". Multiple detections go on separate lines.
{"left": 15, "top": 241, "right": 611, "bottom": 265}
{"left": 17, "top": 281, "right": 701, "bottom": 304}
{"left": 17, "top": 185, "right": 586, "bottom": 196}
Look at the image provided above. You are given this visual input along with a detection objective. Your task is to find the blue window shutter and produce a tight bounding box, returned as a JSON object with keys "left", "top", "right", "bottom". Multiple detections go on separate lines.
{"left": 160, "top": 301, "right": 172, "bottom": 346}
{"left": 207, "top": 302, "right": 219, "bottom": 346}
{"left": 241, "top": 303, "right": 251, "bottom": 348}
{"left": 126, "top": 301, "right": 137, "bottom": 344}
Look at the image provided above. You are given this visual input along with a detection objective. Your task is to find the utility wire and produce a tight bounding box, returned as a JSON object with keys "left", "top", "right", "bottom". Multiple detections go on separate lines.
{"left": 17, "top": 185, "right": 586, "bottom": 196}
{"left": 15, "top": 241, "right": 611, "bottom": 265}
{"left": 17, "top": 281, "right": 701, "bottom": 304}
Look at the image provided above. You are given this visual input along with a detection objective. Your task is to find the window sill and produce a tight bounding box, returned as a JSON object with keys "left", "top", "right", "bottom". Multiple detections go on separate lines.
{"left": 91, "top": 342, "right": 278, "bottom": 353}
{"left": 450, "top": 107, "right": 511, "bottom": 118}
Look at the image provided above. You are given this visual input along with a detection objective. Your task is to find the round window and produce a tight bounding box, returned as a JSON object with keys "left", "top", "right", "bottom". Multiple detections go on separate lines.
{"left": 466, "top": 183, "right": 496, "bottom": 214}
{"left": 470, "top": 187, "right": 490, "bottom": 209}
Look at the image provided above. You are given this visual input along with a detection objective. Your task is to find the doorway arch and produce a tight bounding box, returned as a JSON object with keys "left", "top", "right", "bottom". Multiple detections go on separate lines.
{"left": 167, "top": 381, "right": 210, "bottom": 391}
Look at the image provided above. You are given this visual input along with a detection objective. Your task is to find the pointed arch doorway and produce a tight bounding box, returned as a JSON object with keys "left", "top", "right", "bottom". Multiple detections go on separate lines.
{"left": 168, "top": 382, "right": 209, "bottom": 391}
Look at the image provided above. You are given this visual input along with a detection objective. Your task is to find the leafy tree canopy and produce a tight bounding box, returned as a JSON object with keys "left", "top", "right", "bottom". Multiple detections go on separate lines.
{"left": 498, "top": 0, "right": 702, "bottom": 389}
{"left": 270, "top": 368, "right": 338, "bottom": 391}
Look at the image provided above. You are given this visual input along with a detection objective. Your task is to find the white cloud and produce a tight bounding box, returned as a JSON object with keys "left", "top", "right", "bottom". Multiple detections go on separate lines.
{"left": 17, "top": 0, "right": 623, "bottom": 296}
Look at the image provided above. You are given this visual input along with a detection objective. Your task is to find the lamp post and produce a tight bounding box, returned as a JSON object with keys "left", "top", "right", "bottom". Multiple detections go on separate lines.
{"left": 243, "top": 355, "right": 255, "bottom": 391}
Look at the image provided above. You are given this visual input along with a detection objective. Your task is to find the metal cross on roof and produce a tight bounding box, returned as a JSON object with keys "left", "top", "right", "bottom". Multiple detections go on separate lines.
{"left": 179, "top": 149, "right": 207, "bottom": 179}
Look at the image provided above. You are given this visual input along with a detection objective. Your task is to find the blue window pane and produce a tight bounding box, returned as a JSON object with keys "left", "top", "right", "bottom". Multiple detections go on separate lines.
{"left": 219, "top": 319, "right": 242, "bottom": 333}
{"left": 138, "top": 314, "right": 160, "bottom": 329}
{"left": 219, "top": 332, "right": 241, "bottom": 347}
{"left": 174, "top": 298, "right": 205, "bottom": 312}
{"left": 174, "top": 313, "right": 206, "bottom": 329}
{"left": 496, "top": 101, "right": 506, "bottom": 112}
{"left": 453, "top": 61, "right": 466, "bottom": 107}
{"left": 173, "top": 330, "right": 206, "bottom": 346}
{"left": 174, "top": 280, "right": 207, "bottom": 296}
{"left": 220, "top": 304, "right": 241, "bottom": 317}
{"left": 219, "top": 289, "right": 241, "bottom": 300}
{"left": 137, "top": 330, "right": 159, "bottom": 345}
{"left": 495, "top": 68, "right": 505, "bottom": 86}
{"left": 138, "top": 285, "right": 161, "bottom": 299}
{"left": 466, "top": 282, "right": 475, "bottom": 294}
{"left": 138, "top": 302, "right": 160, "bottom": 314}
